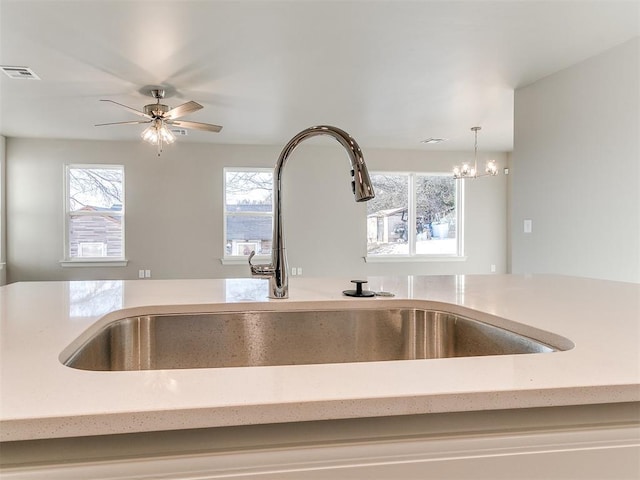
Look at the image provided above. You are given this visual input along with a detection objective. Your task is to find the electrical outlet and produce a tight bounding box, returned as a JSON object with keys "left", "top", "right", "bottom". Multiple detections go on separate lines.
{"left": 490, "top": 264, "right": 496, "bottom": 273}
{"left": 145, "top": 269, "right": 151, "bottom": 278}
{"left": 138, "top": 270, "right": 145, "bottom": 279}
{"left": 291, "top": 267, "right": 297, "bottom": 276}
{"left": 297, "top": 267, "right": 303, "bottom": 276}
{"left": 524, "top": 219, "right": 532, "bottom": 233}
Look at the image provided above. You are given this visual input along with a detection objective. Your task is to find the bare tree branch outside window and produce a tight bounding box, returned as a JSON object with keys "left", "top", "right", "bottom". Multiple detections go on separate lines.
{"left": 69, "top": 167, "right": 123, "bottom": 211}
{"left": 225, "top": 171, "right": 273, "bottom": 206}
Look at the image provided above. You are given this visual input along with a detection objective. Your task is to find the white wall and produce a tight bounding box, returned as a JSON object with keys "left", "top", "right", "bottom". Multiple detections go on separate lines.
{"left": 511, "top": 38, "right": 640, "bottom": 283}
{"left": 5, "top": 137, "right": 507, "bottom": 282}
{"left": 0, "top": 135, "right": 6, "bottom": 286}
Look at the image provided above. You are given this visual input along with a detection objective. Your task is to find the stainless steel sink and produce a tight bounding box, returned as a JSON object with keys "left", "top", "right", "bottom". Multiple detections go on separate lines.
{"left": 62, "top": 308, "right": 571, "bottom": 371}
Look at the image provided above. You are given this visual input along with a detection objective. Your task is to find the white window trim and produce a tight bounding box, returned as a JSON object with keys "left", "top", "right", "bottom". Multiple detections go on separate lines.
{"left": 222, "top": 167, "right": 274, "bottom": 264}
{"left": 62, "top": 164, "right": 127, "bottom": 266}
{"left": 60, "top": 259, "right": 128, "bottom": 267}
{"left": 365, "top": 172, "right": 465, "bottom": 260}
{"left": 363, "top": 255, "right": 467, "bottom": 263}
{"left": 220, "top": 256, "right": 269, "bottom": 266}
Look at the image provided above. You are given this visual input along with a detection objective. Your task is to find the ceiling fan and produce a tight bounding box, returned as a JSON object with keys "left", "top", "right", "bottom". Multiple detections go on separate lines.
{"left": 96, "top": 88, "right": 223, "bottom": 156}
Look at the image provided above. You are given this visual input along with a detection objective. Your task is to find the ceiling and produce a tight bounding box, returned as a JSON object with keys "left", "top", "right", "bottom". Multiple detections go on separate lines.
{"left": 1, "top": 1, "right": 638, "bottom": 151}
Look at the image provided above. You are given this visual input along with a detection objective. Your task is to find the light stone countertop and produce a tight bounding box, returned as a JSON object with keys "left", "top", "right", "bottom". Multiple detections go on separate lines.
{"left": 1, "top": 274, "right": 638, "bottom": 441}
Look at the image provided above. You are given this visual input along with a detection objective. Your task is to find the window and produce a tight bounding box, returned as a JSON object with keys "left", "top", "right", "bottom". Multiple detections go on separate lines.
{"left": 64, "top": 165, "right": 125, "bottom": 263}
{"left": 366, "top": 173, "right": 462, "bottom": 258}
{"left": 224, "top": 168, "right": 273, "bottom": 259}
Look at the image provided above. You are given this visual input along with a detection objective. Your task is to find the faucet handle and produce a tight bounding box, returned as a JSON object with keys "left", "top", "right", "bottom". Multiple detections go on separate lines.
{"left": 248, "top": 251, "right": 275, "bottom": 277}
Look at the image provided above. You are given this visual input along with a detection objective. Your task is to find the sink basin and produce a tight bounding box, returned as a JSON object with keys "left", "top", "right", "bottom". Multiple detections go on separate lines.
{"left": 62, "top": 307, "right": 570, "bottom": 371}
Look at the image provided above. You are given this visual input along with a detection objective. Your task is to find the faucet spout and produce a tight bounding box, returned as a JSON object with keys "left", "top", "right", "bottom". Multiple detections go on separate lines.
{"left": 249, "top": 125, "right": 375, "bottom": 299}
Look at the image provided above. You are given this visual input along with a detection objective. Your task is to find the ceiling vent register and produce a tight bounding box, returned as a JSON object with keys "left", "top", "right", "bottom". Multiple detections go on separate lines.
{"left": 1, "top": 66, "right": 41, "bottom": 80}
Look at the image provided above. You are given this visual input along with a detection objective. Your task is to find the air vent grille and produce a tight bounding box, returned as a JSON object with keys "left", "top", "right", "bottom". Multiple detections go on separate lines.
{"left": 421, "top": 138, "right": 446, "bottom": 144}
{"left": 1, "top": 66, "right": 41, "bottom": 80}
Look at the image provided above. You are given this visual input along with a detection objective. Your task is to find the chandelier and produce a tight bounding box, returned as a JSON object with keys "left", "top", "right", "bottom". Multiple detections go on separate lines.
{"left": 141, "top": 118, "right": 176, "bottom": 156}
{"left": 453, "top": 126, "right": 498, "bottom": 179}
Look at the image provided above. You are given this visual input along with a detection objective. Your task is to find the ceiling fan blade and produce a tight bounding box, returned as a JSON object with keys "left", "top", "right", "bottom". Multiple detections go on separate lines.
{"left": 168, "top": 120, "right": 223, "bottom": 133}
{"left": 100, "top": 99, "right": 151, "bottom": 119}
{"left": 95, "top": 120, "right": 151, "bottom": 127}
{"left": 164, "top": 101, "right": 203, "bottom": 120}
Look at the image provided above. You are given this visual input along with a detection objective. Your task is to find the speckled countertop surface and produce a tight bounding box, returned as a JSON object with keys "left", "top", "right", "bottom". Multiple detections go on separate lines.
{"left": 1, "top": 274, "right": 638, "bottom": 441}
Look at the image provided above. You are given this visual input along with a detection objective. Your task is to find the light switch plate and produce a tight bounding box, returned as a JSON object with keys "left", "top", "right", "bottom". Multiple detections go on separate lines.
{"left": 524, "top": 219, "right": 532, "bottom": 233}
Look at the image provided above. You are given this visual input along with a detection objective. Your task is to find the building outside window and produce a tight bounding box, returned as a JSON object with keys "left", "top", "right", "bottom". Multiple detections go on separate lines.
{"left": 366, "top": 173, "right": 462, "bottom": 257}
{"left": 224, "top": 168, "right": 274, "bottom": 259}
{"left": 64, "top": 165, "right": 125, "bottom": 262}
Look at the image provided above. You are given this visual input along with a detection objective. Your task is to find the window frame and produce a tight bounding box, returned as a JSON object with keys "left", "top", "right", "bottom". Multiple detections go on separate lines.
{"left": 222, "top": 167, "right": 274, "bottom": 265}
{"left": 61, "top": 164, "right": 127, "bottom": 267}
{"left": 365, "top": 171, "right": 465, "bottom": 262}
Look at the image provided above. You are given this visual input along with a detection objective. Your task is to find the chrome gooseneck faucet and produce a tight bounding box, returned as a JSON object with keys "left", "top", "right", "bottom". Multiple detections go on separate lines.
{"left": 249, "top": 125, "right": 375, "bottom": 299}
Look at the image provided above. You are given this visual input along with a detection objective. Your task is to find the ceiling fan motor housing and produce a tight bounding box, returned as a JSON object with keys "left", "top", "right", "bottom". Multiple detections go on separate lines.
{"left": 145, "top": 89, "right": 169, "bottom": 117}
{"left": 144, "top": 103, "right": 169, "bottom": 117}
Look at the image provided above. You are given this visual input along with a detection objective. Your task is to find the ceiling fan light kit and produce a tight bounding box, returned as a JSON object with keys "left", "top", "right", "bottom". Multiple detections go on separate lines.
{"left": 96, "top": 88, "right": 223, "bottom": 156}
{"left": 141, "top": 119, "right": 176, "bottom": 154}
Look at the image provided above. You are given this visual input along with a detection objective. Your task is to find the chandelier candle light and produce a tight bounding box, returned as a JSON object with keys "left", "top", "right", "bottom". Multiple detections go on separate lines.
{"left": 453, "top": 127, "right": 498, "bottom": 179}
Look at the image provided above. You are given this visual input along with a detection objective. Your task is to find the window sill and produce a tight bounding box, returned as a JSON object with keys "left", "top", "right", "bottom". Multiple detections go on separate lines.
{"left": 60, "top": 259, "right": 129, "bottom": 268}
{"left": 364, "top": 255, "right": 467, "bottom": 263}
{"left": 220, "top": 256, "right": 270, "bottom": 266}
